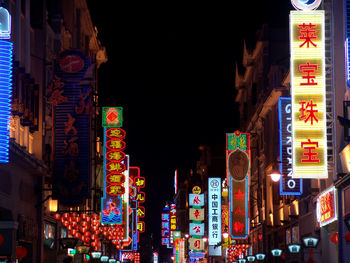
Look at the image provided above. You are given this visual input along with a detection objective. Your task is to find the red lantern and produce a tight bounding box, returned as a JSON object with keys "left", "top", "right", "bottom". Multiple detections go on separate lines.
{"left": 345, "top": 232, "right": 350, "bottom": 243}
{"left": 330, "top": 233, "right": 339, "bottom": 243}
{"left": 0, "top": 234, "right": 4, "bottom": 246}
{"left": 16, "top": 246, "right": 28, "bottom": 259}
{"left": 53, "top": 213, "right": 61, "bottom": 220}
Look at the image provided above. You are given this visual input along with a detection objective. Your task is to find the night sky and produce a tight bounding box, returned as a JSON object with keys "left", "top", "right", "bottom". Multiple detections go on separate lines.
{"left": 86, "top": 0, "right": 290, "bottom": 250}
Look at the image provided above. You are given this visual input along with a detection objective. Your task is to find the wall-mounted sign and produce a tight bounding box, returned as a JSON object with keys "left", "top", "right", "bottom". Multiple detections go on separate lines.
{"left": 208, "top": 178, "right": 222, "bottom": 245}
{"left": 189, "top": 222, "right": 205, "bottom": 236}
{"left": 316, "top": 186, "right": 337, "bottom": 227}
{"left": 226, "top": 131, "right": 250, "bottom": 239}
{"left": 278, "top": 97, "right": 303, "bottom": 195}
{"left": 290, "top": 10, "right": 328, "bottom": 179}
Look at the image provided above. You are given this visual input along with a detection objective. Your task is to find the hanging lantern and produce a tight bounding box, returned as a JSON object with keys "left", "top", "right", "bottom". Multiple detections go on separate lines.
{"left": 345, "top": 232, "right": 350, "bottom": 243}
{"left": 53, "top": 213, "right": 61, "bottom": 220}
{"left": 330, "top": 233, "right": 338, "bottom": 244}
{"left": 16, "top": 246, "right": 28, "bottom": 259}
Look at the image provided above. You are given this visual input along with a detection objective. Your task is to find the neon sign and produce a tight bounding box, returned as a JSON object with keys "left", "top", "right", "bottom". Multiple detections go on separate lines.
{"left": 316, "top": 186, "right": 337, "bottom": 227}
{"left": 226, "top": 131, "right": 250, "bottom": 239}
{"left": 290, "top": 10, "right": 328, "bottom": 179}
{"left": 278, "top": 97, "right": 302, "bottom": 195}
{"left": 0, "top": 7, "right": 12, "bottom": 163}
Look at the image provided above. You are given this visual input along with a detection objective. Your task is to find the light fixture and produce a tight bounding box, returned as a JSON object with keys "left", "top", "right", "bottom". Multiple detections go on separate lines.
{"left": 91, "top": 251, "right": 102, "bottom": 259}
{"left": 202, "top": 237, "right": 208, "bottom": 242}
{"left": 288, "top": 244, "right": 301, "bottom": 253}
{"left": 302, "top": 237, "right": 319, "bottom": 248}
{"left": 100, "top": 256, "right": 109, "bottom": 262}
{"left": 271, "top": 249, "right": 282, "bottom": 257}
{"left": 270, "top": 172, "right": 282, "bottom": 182}
{"left": 247, "top": 255, "right": 255, "bottom": 262}
{"left": 256, "top": 253, "right": 266, "bottom": 260}
{"left": 223, "top": 232, "right": 229, "bottom": 239}
{"left": 185, "top": 233, "right": 189, "bottom": 238}
{"left": 108, "top": 259, "right": 116, "bottom": 263}
{"left": 238, "top": 259, "right": 246, "bottom": 263}
{"left": 344, "top": 214, "right": 350, "bottom": 231}
{"left": 48, "top": 198, "right": 58, "bottom": 212}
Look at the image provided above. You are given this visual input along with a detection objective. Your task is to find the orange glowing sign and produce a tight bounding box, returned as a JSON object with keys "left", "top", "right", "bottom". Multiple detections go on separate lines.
{"left": 316, "top": 186, "right": 337, "bottom": 227}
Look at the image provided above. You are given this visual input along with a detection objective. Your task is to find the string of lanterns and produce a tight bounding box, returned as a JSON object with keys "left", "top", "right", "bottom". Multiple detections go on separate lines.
{"left": 54, "top": 212, "right": 125, "bottom": 251}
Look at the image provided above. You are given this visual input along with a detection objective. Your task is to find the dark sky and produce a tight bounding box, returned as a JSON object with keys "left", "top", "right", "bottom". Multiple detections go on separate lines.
{"left": 86, "top": 0, "right": 290, "bottom": 249}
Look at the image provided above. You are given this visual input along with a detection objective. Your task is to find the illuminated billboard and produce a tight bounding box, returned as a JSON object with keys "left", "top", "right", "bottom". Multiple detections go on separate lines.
{"left": 290, "top": 10, "right": 328, "bottom": 179}
{"left": 226, "top": 131, "right": 250, "bottom": 239}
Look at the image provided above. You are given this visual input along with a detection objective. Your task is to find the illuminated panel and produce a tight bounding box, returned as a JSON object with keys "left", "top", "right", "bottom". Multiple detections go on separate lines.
{"left": 0, "top": 7, "right": 12, "bottom": 163}
{"left": 208, "top": 178, "right": 221, "bottom": 245}
{"left": 316, "top": 186, "right": 337, "bottom": 227}
{"left": 169, "top": 204, "right": 177, "bottom": 246}
{"left": 290, "top": 11, "right": 328, "bottom": 179}
{"left": 278, "top": 97, "right": 302, "bottom": 195}
{"left": 226, "top": 131, "right": 250, "bottom": 239}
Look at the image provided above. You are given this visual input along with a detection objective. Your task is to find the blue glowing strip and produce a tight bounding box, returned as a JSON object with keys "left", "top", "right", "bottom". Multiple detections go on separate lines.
{"left": 0, "top": 40, "right": 12, "bottom": 163}
{"left": 346, "top": 38, "right": 350, "bottom": 86}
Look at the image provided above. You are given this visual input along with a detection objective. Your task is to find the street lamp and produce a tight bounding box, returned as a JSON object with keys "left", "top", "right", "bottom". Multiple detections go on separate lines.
{"left": 223, "top": 232, "right": 229, "bottom": 239}
{"left": 287, "top": 244, "right": 301, "bottom": 253}
{"left": 247, "top": 255, "right": 255, "bottom": 262}
{"left": 271, "top": 249, "right": 282, "bottom": 257}
{"left": 256, "top": 253, "right": 266, "bottom": 260}
{"left": 270, "top": 172, "right": 281, "bottom": 182}
{"left": 302, "top": 237, "right": 319, "bottom": 248}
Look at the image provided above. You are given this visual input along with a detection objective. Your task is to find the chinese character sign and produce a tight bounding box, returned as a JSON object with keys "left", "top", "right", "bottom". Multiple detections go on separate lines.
{"left": 189, "top": 208, "right": 205, "bottom": 221}
{"left": 316, "top": 186, "right": 337, "bottom": 227}
{"left": 189, "top": 194, "right": 205, "bottom": 207}
{"left": 208, "top": 178, "right": 222, "bottom": 245}
{"left": 52, "top": 50, "right": 92, "bottom": 206}
{"left": 161, "top": 205, "right": 170, "bottom": 247}
{"left": 290, "top": 11, "right": 328, "bottom": 179}
{"left": 189, "top": 191, "right": 205, "bottom": 252}
{"left": 226, "top": 131, "right": 250, "bottom": 239}
{"left": 278, "top": 97, "right": 302, "bottom": 195}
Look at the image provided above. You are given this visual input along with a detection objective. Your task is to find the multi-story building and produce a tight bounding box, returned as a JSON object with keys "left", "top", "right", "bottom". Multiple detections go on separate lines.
{"left": 0, "top": 0, "right": 107, "bottom": 262}
{"left": 234, "top": 0, "right": 350, "bottom": 261}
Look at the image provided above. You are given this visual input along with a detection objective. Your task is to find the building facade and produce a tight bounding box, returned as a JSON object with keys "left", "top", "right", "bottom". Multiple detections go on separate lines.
{"left": 0, "top": 0, "right": 107, "bottom": 262}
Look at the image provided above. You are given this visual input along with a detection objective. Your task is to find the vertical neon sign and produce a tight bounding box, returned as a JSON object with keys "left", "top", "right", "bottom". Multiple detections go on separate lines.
{"left": 278, "top": 97, "right": 302, "bottom": 195}
{"left": 290, "top": 9, "right": 327, "bottom": 179}
{"left": 0, "top": 7, "right": 12, "bottom": 163}
{"left": 101, "top": 107, "right": 129, "bottom": 228}
{"left": 226, "top": 131, "right": 250, "bottom": 239}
